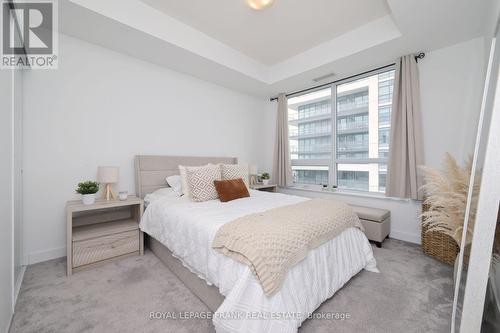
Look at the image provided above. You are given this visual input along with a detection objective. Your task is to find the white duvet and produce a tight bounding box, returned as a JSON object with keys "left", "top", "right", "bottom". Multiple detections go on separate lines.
{"left": 140, "top": 190, "right": 378, "bottom": 333}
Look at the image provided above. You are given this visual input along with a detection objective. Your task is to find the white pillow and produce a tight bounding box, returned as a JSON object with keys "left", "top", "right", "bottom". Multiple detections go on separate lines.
{"left": 220, "top": 164, "right": 249, "bottom": 187}
{"left": 144, "top": 187, "right": 181, "bottom": 205}
{"left": 178, "top": 165, "right": 190, "bottom": 198}
{"left": 166, "top": 175, "right": 182, "bottom": 196}
{"left": 186, "top": 164, "right": 221, "bottom": 202}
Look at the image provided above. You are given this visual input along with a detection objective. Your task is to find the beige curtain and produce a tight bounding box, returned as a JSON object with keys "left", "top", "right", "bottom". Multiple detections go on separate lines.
{"left": 386, "top": 55, "right": 425, "bottom": 200}
{"left": 273, "top": 94, "right": 292, "bottom": 187}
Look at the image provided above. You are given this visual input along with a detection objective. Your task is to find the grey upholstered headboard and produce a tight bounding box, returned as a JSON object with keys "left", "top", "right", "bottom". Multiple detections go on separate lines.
{"left": 134, "top": 155, "right": 238, "bottom": 198}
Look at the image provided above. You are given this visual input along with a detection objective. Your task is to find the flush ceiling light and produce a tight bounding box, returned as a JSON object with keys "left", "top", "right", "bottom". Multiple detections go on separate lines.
{"left": 246, "top": 0, "right": 274, "bottom": 10}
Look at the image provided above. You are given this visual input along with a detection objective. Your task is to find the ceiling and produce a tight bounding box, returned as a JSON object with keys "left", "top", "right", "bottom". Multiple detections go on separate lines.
{"left": 61, "top": 0, "right": 500, "bottom": 98}
{"left": 141, "top": 0, "right": 390, "bottom": 65}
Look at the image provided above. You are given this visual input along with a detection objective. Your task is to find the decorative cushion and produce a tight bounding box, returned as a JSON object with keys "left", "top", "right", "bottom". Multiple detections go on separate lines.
{"left": 220, "top": 164, "right": 249, "bottom": 187}
{"left": 350, "top": 205, "right": 390, "bottom": 222}
{"left": 214, "top": 178, "right": 250, "bottom": 202}
{"left": 186, "top": 164, "right": 222, "bottom": 202}
{"left": 165, "top": 175, "right": 183, "bottom": 196}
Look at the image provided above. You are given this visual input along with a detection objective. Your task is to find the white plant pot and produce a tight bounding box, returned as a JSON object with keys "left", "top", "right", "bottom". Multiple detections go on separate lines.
{"left": 82, "top": 193, "right": 96, "bottom": 205}
{"left": 262, "top": 179, "right": 270, "bottom": 185}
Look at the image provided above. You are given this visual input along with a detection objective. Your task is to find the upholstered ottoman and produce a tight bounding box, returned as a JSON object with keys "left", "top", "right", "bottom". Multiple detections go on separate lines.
{"left": 351, "top": 205, "right": 391, "bottom": 248}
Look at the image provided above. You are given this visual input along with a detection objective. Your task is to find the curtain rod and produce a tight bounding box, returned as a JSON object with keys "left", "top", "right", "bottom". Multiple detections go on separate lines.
{"left": 269, "top": 52, "right": 425, "bottom": 102}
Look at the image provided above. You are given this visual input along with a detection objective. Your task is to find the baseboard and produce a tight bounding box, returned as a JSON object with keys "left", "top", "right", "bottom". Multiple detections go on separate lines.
{"left": 13, "top": 265, "right": 26, "bottom": 307}
{"left": 24, "top": 247, "right": 66, "bottom": 265}
{"left": 390, "top": 229, "right": 421, "bottom": 244}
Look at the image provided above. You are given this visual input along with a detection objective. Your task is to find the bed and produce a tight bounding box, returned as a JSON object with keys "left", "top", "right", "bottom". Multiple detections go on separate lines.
{"left": 135, "top": 155, "right": 378, "bottom": 333}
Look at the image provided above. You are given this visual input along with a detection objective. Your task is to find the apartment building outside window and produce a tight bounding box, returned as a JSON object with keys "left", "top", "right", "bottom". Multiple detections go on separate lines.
{"left": 288, "top": 67, "right": 395, "bottom": 193}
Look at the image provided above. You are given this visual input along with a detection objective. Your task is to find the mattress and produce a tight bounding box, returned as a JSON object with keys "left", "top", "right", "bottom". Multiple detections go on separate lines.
{"left": 140, "top": 189, "right": 378, "bottom": 333}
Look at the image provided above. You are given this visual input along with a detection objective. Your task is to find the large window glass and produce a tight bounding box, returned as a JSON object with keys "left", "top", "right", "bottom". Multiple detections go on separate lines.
{"left": 288, "top": 68, "right": 395, "bottom": 193}
{"left": 288, "top": 88, "right": 332, "bottom": 185}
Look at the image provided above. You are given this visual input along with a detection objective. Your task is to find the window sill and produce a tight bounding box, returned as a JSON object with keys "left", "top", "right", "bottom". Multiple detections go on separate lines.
{"left": 281, "top": 185, "right": 412, "bottom": 202}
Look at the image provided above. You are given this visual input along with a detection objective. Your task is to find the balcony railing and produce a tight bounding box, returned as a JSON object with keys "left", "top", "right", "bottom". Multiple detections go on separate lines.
{"left": 337, "top": 142, "right": 368, "bottom": 151}
{"left": 338, "top": 180, "right": 369, "bottom": 191}
{"left": 337, "top": 107, "right": 369, "bottom": 118}
{"left": 337, "top": 101, "right": 368, "bottom": 112}
{"left": 294, "top": 109, "right": 331, "bottom": 121}
{"left": 289, "top": 105, "right": 334, "bottom": 124}
{"left": 337, "top": 122, "right": 368, "bottom": 131}
{"left": 292, "top": 143, "right": 372, "bottom": 153}
{"left": 291, "top": 145, "right": 332, "bottom": 154}
{"left": 290, "top": 129, "right": 332, "bottom": 137}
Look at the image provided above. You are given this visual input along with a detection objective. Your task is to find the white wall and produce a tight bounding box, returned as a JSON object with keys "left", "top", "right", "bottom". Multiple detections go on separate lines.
{"left": 420, "top": 37, "right": 487, "bottom": 168}
{"left": 275, "top": 37, "right": 487, "bottom": 244}
{"left": 22, "top": 34, "right": 270, "bottom": 264}
{"left": 21, "top": 32, "right": 488, "bottom": 261}
{"left": 0, "top": 69, "right": 14, "bottom": 332}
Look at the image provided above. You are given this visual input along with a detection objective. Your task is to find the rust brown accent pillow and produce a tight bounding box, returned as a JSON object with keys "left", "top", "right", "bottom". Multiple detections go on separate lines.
{"left": 214, "top": 178, "right": 250, "bottom": 202}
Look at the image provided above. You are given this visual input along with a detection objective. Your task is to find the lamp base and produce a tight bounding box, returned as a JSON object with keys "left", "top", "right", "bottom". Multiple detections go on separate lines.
{"left": 102, "top": 183, "right": 116, "bottom": 201}
{"left": 250, "top": 175, "right": 257, "bottom": 185}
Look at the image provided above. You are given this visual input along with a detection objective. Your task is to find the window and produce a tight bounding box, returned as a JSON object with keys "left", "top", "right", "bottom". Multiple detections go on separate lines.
{"left": 378, "top": 106, "right": 391, "bottom": 126}
{"left": 337, "top": 170, "right": 369, "bottom": 191}
{"left": 378, "top": 79, "right": 394, "bottom": 104}
{"left": 288, "top": 68, "right": 395, "bottom": 193}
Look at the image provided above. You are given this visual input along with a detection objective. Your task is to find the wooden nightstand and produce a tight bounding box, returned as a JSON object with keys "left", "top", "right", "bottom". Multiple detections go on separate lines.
{"left": 66, "top": 196, "right": 144, "bottom": 275}
{"left": 250, "top": 184, "right": 277, "bottom": 192}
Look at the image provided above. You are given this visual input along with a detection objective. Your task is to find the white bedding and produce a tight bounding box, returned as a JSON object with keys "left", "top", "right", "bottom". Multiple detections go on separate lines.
{"left": 140, "top": 189, "right": 378, "bottom": 333}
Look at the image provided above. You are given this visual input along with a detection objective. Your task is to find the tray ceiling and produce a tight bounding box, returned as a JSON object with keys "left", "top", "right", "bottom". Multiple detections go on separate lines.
{"left": 141, "top": 0, "right": 390, "bottom": 65}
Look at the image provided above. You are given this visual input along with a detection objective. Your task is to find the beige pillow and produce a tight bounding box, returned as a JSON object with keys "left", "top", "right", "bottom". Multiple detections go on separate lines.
{"left": 221, "top": 164, "right": 249, "bottom": 187}
{"left": 186, "top": 164, "right": 221, "bottom": 202}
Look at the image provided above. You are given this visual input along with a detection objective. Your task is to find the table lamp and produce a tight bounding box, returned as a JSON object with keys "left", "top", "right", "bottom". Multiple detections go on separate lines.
{"left": 249, "top": 164, "right": 258, "bottom": 185}
{"left": 98, "top": 166, "right": 119, "bottom": 201}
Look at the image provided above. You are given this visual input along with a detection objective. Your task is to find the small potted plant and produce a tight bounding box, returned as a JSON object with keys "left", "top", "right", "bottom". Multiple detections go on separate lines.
{"left": 76, "top": 181, "right": 99, "bottom": 205}
{"left": 261, "top": 172, "right": 270, "bottom": 185}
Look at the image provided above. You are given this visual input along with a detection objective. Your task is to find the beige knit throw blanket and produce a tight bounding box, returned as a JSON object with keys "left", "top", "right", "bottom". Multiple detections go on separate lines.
{"left": 212, "top": 199, "right": 363, "bottom": 296}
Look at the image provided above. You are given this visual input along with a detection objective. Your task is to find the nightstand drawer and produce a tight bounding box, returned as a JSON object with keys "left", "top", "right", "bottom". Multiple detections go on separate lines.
{"left": 73, "top": 230, "right": 139, "bottom": 267}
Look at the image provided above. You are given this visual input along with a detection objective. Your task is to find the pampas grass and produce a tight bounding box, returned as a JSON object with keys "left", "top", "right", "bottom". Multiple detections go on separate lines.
{"left": 420, "top": 153, "right": 480, "bottom": 248}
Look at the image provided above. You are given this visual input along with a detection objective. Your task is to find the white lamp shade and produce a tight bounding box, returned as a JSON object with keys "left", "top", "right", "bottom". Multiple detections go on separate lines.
{"left": 249, "top": 165, "right": 258, "bottom": 174}
{"left": 97, "top": 166, "right": 119, "bottom": 183}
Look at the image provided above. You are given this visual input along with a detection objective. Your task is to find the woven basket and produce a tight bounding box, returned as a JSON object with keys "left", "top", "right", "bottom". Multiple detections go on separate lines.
{"left": 421, "top": 202, "right": 459, "bottom": 266}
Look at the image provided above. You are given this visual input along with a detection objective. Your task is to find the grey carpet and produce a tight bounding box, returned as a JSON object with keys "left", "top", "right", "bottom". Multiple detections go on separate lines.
{"left": 10, "top": 239, "right": 453, "bottom": 333}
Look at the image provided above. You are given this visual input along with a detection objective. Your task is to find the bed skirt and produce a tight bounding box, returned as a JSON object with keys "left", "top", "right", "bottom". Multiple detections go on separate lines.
{"left": 146, "top": 235, "right": 224, "bottom": 311}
